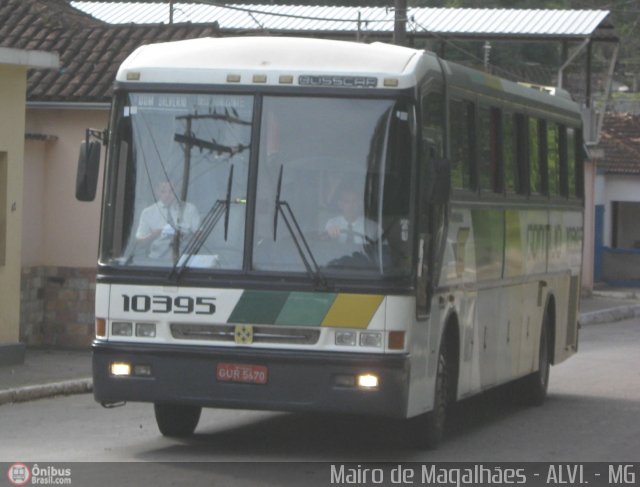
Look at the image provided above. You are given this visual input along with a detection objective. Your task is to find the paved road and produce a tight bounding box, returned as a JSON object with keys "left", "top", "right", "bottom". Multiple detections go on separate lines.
{"left": 0, "top": 318, "right": 639, "bottom": 484}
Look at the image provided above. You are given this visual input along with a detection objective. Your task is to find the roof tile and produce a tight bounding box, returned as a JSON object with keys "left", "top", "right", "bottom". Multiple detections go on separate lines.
{"left": 595, "top": 113, "right": 640, "bottom": 175}
{"left": 0, "top": 0, "right": 221, "bottom": 102}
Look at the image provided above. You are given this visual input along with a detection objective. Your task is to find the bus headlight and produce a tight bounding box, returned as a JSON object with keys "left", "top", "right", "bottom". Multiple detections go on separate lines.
{"left": 112, "top": 322, "right": 133, "bottom": 336}
{"left": 360, "top": 332, "right": 383, "bottom": 348}
{"left": 335, "top": 331, "right": 357, "bottom": 346}
{"left": 136, "top": 323, "right": 156, "bottom": 338}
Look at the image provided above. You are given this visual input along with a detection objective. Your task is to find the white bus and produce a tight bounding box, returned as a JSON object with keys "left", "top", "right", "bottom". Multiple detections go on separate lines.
{"left": 78, "top": 36, "right": 583, "bottom": 448}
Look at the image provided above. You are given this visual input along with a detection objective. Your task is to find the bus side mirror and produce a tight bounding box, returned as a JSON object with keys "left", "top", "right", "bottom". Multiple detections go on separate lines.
{"left": 429, "top": 158, "right": 450, "bottom": 205}
{"left": 76, "top": 140, "right": 101, "bottom": 202}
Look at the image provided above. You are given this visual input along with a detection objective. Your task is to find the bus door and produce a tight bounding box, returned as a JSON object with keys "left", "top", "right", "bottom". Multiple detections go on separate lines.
{"left": 417, "top": 80, "right": 446, "bottom": 318}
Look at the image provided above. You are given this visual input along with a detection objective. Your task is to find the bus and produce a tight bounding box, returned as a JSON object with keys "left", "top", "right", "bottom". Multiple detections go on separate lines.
{"left": 77, "top": 36, "right": 583, "bottom": 448}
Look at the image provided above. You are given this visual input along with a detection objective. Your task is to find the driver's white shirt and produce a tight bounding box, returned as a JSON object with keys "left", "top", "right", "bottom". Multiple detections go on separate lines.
{"left": 324, "top": 215, "right": 369, "bottom": 244}
{"left": 136, "top": 201, "right": 200, "bottom": 258}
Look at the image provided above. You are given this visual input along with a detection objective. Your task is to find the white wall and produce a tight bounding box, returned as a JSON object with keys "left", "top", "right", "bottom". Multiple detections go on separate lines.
{"left": 598, "top": 174, "right": 640, "bottom": 248}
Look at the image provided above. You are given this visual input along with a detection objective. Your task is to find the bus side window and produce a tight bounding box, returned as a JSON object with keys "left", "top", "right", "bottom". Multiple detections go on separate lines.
{"left": 529, "top": 117, "right": 541, "bottom": 195}
{"left": 515, "top": 113, "right": 528, "bottom": 195}
{"left": 449, "top": 99, "right": 476, "bottom": 191}
{"left": 504, "top": 112, "right": 517, "bottom": 194}
{"left": 575, "top": 127, "right": 585, "bottom": 198}
{"left": 479, "top": 106, "right": 502, "bottom": 194}
{"left": 418, "top": 88, "right": 445, "bottom": 316}
{"left": 547, "top": 122, "right": 560, "bottom": 196}
{"left": 559, "top": 125, "right": 568, "bottom": 197}
{"left": 422, "top": 92, "right": 445, "bottom": 160}
{"left": 538, "top": 119, "right": 548, "bottom": 196}
{"left": 566, "top": 127, "right": 582, "bottom": 198}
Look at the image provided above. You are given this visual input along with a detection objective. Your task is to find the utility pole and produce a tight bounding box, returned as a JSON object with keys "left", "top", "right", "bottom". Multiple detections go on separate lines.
{"left": 393, "top": 0, "right": 407, "bottom": 46}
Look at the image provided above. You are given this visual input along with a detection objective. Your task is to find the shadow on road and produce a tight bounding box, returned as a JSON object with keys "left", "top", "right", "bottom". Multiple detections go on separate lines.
{"left": 135, "top": 381, "right": 534, "bottom": 462}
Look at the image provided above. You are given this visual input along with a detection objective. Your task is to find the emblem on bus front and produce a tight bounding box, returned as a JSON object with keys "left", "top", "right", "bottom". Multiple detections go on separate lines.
{"left": 234, "top": 325, "right": 253, "bottom": 345}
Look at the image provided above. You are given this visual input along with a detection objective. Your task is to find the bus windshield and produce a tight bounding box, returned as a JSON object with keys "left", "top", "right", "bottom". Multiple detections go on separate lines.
{"left": 100, "top": 92, "right": 414, "bottom": 280}
{"left": 253, "top": 96, "right": 413, "bottom": 278}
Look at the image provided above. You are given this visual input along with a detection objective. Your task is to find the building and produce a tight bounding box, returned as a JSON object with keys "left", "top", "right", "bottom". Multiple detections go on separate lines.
{"left": 591, "top": 112, "right": 640, "bottom": 286}
{"left": 0, "top": 46, "right": 58, "bottom": 365}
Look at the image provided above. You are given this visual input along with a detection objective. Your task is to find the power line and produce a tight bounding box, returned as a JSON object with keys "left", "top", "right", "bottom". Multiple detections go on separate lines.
{"left": 190, "top": 1, "right": 393, "bottom": 24}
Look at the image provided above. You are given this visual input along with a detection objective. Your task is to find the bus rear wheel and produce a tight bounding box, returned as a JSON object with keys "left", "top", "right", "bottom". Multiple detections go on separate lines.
{"left": 154, "top": 403, "right": 202, "bottom": 437}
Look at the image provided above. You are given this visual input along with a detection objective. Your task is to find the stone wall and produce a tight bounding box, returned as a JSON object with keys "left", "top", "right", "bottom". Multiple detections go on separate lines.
{"left": 21, "top": 266, "right": 96, "bottom": 348}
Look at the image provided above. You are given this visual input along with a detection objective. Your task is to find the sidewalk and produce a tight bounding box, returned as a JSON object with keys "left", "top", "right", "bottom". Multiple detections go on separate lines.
{"left": 0, "top": 349, "right": 92, "bottom": 405}
{"left": 0, "top": 291, "right": 638, "bottom": 406}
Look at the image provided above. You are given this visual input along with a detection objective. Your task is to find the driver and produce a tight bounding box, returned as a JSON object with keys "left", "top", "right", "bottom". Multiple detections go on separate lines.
{"left": 136, "top": 180, "right": 201, "bottom": 259}
{"left": 324, "top": 185, "right": 375, "bottom": 245}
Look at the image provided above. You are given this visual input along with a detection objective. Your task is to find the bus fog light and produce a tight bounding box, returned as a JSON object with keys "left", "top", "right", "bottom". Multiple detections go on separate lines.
{"left": 112, "top": 322, "right": 133, "bottom": 336}
{"left": 334, "top": 375, "right": 356, "bottom": 387}
{"left": 133, "top": 364, "right": 152, "bottom": 377}
{"left": 360, "top": 332, "right": 382, "bottom": 348}
{"left": 136, "top": 323, "right": 156, "bottom": 337}
{"left": 357, "top": 374, "right": 379, "bottom": 389}
{"left": 110, "top": 362, "right": 132, "bottom": 376}
{"left": 335, "top": 331, "right": 357, "bottom": 346}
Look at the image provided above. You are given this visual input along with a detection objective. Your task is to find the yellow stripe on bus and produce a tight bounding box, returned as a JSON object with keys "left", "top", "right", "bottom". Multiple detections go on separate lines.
{"left": 321, "top": 294, "right": 384, "bottom": 329}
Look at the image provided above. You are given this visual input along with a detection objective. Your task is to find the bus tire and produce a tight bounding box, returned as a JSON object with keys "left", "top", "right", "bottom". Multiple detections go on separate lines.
{"left": 154, "top": 403, "right": 202, "bottom": 437}
{"left": 410, "top": 335, "right": 452, "bottom": 449}
{"left": 521, "top": 312, "right": 551, "bottom": 406}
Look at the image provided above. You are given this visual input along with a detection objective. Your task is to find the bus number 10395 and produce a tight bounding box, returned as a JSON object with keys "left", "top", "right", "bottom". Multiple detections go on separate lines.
{"left": 122, "top": 294, "right": 216, "bottom": 315}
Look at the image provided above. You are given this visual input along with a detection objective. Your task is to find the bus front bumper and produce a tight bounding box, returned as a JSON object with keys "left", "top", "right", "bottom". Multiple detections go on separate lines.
{"left": 92, "top": 341, "right": 410, "bottom": 418}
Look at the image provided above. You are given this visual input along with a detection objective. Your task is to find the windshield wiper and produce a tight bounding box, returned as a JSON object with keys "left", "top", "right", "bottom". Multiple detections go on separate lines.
{"left": 273, "top": 165, "right": 329, "bottom": 290}
{"left": 169, "top": 165, "right": 234, "bottom": 280}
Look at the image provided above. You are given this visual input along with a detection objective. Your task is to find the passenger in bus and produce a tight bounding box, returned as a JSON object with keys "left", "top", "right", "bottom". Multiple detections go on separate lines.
{"left": 135, "top": 180, "right": 201, "bottom": 259}
{"left": 324, "top": 185, "right": 375, "bottom": 245}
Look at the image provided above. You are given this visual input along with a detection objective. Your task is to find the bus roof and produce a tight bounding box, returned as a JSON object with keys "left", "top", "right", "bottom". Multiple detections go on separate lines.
{"left": 116, "top": 36, "right": 429, "bottom": 89}
{"left": 442, "top": 59, "right": 581, "bottom": 121}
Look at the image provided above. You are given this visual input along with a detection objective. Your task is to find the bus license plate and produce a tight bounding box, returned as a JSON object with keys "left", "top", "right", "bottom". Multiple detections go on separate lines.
{"left": 216, "top": 362, "right": 268, "bottom": 385}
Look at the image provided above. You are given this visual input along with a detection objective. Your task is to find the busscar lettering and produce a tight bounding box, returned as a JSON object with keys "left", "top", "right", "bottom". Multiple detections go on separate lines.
{"left": 299, "top": 75, "right": 377, "bottom": 88}
{"left": 122, "top": 294, "right": 216, "bottom": 315}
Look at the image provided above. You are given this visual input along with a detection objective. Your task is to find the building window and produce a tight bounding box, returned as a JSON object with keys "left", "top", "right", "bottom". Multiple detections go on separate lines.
{"left": 611, "top": 201, "right": 640, "bottom": 249}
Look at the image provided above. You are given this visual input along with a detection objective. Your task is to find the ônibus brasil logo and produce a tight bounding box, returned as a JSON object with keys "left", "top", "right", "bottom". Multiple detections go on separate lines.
{"left": 7, "top": 463, "right": 30, "bottom": 486}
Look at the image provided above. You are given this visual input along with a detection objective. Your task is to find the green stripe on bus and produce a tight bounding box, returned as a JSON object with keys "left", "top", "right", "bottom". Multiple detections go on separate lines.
{"left": 228, "top": 290, "right": 290, "bottom": 324}
{"left": 275, "top": 292, "right": 337, "bottom": 326}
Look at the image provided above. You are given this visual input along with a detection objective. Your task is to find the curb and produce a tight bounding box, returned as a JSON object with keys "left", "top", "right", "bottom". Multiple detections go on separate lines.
{"left": 579, "top": 305, "right": 640, "bottom": 326}
{"left": 0, "top": 378, "right": 93, "bottom": 406}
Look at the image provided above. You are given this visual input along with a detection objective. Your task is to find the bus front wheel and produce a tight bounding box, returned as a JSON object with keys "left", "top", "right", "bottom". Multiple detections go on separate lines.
{"left": 410, "top": 336, "right": 452, "bottom": 449}
{"left": 521, "top": 312, "right": 551, "bottom": 406}
{"left": 154, "top": 403, "right": 202, "bottom": 437}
